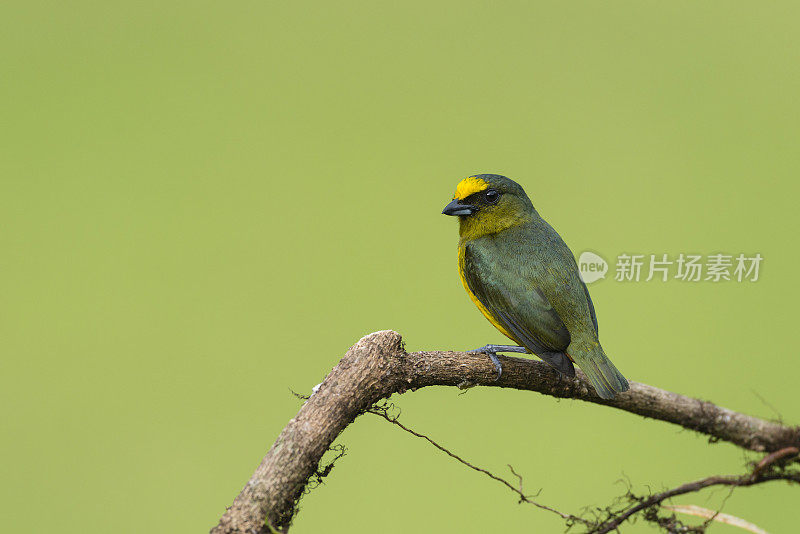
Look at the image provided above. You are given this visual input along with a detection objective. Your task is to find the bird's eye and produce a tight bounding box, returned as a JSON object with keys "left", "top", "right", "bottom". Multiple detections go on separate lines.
{"left": 484, "top": 190, "right": 500, "bottom": 204}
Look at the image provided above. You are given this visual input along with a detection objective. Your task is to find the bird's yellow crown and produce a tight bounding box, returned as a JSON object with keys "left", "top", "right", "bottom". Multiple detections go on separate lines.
{"left": 453, "top": 176, "right": 489, "bottom": 200}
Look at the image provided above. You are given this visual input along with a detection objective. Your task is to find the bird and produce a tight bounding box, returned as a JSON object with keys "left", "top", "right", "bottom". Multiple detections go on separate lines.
{"left": 441, "top": 173, "right": 629, "bottom": 399}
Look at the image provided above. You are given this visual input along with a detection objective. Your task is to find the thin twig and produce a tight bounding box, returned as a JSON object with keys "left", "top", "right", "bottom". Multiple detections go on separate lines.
{"left": 751, "top": 446, "right": 799, "bottom": 479}
{"left": 367, "top": 403, "right": 588, "bottom": 525}
{"left": 592, "top": 449, "right": 800, "bottom": 534}
{"left": 368, "top": 403, "right": 799, "bottom": 534}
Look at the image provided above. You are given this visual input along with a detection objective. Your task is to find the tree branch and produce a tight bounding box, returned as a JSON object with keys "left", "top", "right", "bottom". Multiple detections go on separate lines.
{"left": 211, "top": 331, "right": 800, "bottom": 533}
{"left": 592, "top": 446, "right": 800, "bottom": 533}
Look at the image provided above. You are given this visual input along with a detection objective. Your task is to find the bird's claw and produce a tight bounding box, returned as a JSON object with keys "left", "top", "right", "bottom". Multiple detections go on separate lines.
{"left": 467, "top": 345, "right": 510, "bottom": 381}
{"left": 488, "top": 352, "right": 502, "bottom": 381}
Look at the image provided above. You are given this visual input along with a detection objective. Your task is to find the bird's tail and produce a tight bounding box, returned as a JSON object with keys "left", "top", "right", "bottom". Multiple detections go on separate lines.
{"left": 571, "top": 343, "right": 629, "bottom": 400}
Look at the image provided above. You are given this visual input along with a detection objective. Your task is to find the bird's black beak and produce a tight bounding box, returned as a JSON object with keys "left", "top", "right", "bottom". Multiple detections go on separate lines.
{"left": 442, "top": 199, "right": 476, "bottom": 216}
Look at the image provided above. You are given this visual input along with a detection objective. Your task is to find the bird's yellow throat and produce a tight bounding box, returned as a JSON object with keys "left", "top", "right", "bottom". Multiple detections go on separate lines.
{"left": 458, "top": 199, "right": 532, "bottom": 241}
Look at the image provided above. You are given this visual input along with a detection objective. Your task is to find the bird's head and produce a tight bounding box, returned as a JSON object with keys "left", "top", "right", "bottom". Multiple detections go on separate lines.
{"left": 442, "top": 174, "right": 535, "bottom": 239}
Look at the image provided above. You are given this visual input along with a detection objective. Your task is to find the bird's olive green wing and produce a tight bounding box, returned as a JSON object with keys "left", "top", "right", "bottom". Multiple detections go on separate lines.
{"left": 581, "top": 279, "right": 598, "bottom": 335}
{"left": 462, "top": 244, "right": 571, "bottom": 355}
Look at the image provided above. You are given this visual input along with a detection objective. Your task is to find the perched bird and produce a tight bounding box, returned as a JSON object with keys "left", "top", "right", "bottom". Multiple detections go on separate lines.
{"left": 442, "top": 174, "right": 629, "bottom": 399}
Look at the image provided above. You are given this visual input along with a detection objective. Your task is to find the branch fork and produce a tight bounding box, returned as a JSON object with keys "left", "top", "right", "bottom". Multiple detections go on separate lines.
{"left": 211, "top": 331, "right": 800, "bottom": 533}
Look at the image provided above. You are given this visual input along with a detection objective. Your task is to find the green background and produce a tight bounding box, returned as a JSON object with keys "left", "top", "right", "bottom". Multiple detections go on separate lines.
{"left": 2, "top": 2, "right": 798, "bottom": 532}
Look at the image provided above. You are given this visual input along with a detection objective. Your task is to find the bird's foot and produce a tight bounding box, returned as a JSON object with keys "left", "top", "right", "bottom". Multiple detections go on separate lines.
{"left": 467, "top": 345, "right": 527, "bottom": 381}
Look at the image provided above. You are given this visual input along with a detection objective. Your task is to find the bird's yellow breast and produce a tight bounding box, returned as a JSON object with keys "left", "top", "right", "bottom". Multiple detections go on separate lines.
{"left": 457, "top": 245, "right": 517, "bottom": 342}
